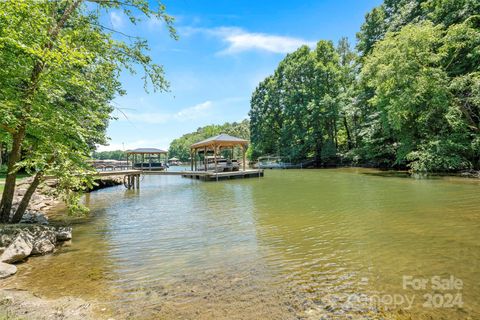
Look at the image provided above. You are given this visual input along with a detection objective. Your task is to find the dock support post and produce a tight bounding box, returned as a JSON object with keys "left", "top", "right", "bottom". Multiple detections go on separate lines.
{"left": 204, "top": 147, "right": 207, "bottom": 172}
{"left": 242, "top": 146, "right": 246, "bottom": 171}
{"left": 214, "top": 145, "right": 218, "bottom": 181}
{"left": 190, "top": 150, "right": 194, "bottom": 171}
{"left": 194, "top": 149, "right": 197, "bottom": 171}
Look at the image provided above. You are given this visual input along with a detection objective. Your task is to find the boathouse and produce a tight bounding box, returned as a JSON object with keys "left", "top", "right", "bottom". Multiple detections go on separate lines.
{"left": 126, "top": 148, "right": 168, "bottom": 171}
{"left": 184, "top": 134, "right": 263, "bottom": 181}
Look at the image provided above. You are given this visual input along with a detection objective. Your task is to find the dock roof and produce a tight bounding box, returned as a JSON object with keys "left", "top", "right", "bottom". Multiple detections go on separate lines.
{"left": 190, "top": 133, "right": 248, "bottom": 149}
{"left": 126, "top": 148, "right": 168, "bottom": 154}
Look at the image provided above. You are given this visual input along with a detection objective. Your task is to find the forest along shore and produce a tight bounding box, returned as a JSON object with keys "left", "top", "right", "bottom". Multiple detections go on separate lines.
{"left": 0, "top": 175, "right": 124, "bottom": 279}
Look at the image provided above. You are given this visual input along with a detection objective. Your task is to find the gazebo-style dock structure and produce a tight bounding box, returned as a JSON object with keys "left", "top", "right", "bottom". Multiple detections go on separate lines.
{"left": 126, "top": 148, "right": 168, "bottom": 171}
{"left": 168, "top": 157, "right": 181, "bottom": 166}
{"left": 184, "top": 134, "right": 263, "bottom": 181}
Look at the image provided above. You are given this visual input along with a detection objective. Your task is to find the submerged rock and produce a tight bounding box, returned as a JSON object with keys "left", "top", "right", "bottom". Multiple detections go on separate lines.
{"left": 0, "top": 262, "right": 17, "bottom": 279}
{"left": 1, "top": 231, "right": 33, "bottom": 263}
{"left": 56, "top": 227, "right": 73, "bottom": 241}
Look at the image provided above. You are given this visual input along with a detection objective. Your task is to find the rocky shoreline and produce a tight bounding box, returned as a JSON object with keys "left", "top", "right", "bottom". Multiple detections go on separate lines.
{"left": 0, "top": 176, "right": 124, "bottom": 279}
{"left": 0, "top": 224, "right": 72, "bottom": 278}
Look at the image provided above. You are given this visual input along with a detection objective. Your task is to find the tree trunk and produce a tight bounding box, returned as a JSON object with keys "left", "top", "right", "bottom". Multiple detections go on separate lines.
{"left": 315, "top": 137, "right": 323, "bottom": 167}
{"left": 333, "top": 118, "right": 338, "bottom": 150}
{"left": 0, "top": 128, "right": 26, "bottom": 222}
{"left": 10, "top": 172, "right": 43, "bottom": 223}
{"left": 343, "top": 116, "right": 352, "bottom": 150}
{"left": 0, "top": 0, "right": 83, "bottom": 223}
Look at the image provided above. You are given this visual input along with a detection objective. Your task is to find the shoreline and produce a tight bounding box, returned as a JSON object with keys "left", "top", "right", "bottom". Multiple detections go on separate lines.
{"left": 0, "top": 176, "right": 126, "bottom": 318}
{"left": 0, "top": 289, "right": 98, "bottom": 320}
{"left": 0, "top": 176, "right": 125, "bottom": 278}
{"left": 258, "top": 164, "right": 480, "bottom": 179}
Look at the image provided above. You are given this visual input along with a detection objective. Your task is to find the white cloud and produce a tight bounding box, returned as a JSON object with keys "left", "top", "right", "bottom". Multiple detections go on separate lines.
{"left": 119, "top": 100, "right": 213, "bottom": 124}
{"left": 110, "top": 12, "right": 124, "bottom": 29}
{"left": 181, "top": 26, "right": 315, "bottom": 54}
{"left": 175, "top": 100, "right": 212, "bottom": 120}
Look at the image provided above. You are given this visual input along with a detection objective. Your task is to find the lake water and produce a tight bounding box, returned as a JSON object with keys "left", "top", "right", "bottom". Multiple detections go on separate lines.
{"left": 3, "top": 168, "right": 480, "bottom": 319}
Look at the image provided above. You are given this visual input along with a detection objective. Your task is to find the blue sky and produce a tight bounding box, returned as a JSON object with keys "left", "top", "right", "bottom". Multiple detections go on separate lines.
{"left": 98, "top": 0, "right": 382, "bottom": 151}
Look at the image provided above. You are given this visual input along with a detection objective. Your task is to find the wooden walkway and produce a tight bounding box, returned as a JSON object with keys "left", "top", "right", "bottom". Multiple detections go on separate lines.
{"left": 180, "top": 169, "right": 264, "bottom": 181}
{"left": 94, "top": 169, "right": 264, "bottom": 184}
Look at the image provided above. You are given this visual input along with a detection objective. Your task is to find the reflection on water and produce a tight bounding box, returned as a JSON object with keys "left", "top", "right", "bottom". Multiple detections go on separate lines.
{"left": 2, "top": 168, "right": 480, "bottom": 319}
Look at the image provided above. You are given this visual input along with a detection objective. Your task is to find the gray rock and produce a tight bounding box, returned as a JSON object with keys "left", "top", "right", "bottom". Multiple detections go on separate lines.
{"left": 56, "top": 227, "right": 72, "bottom": 241}
{"left": 37, "top": 227, "right": 56, "bottom": 243}
{"left": 20, "top": 212, "right": 49, "bottom": 225}
{"left": 1, "top": 232, "right": 33, "bottom": 263}
{"left": 0, "top": 233, "right": 15, "bottom": 248}
{"left": 31, "top": 238, "right": 55, "bottom": 255}
{"left": 0, "top": 262, "right": 17, "bottom": 279}
{"left": 31, "top": 227, "right": 57, "bottom": 255}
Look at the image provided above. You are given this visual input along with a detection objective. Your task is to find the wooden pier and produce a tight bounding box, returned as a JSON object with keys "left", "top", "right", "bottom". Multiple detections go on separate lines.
{"left": 93, "top": 168, "right": 264, "bottom": 187}
{"left": 94, "top": 170, "right": 142, "bottom": 189}
{"left": 180, "top": 169, "right": 264, "bottom": 181}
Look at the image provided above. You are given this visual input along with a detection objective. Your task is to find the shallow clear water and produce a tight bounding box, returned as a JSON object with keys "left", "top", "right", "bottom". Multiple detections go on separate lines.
{"left": 3, "top": 168, "right": 480, "bottom": 319}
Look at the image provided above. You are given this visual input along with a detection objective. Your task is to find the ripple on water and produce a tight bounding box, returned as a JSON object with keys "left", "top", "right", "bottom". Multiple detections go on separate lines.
{"left": 2, "top": 169, "right": 480, "bottom": 319}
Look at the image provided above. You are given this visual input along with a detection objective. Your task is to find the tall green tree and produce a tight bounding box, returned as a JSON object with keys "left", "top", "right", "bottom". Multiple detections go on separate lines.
{"left": 0, "top": 0, "right": 175, "bottom": 222}
{"left": 249, "top": 0, "right": 479, "bottom": 172}
{"left": 336, "top": 38, "right": 359, "bottom": 151}
{"left": 356, "top": 0, "right": 480, "bottom": 57}
{"left": 249, "top": 41, "right": 342, "bottom": 164}
{"left": 249, "top": 76, "right": 283, "bottom": 159}
{"left": 361, "top": 20, "right": 479, "bottom": 171}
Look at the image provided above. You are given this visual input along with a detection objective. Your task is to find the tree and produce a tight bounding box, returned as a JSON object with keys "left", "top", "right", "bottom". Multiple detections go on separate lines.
{"left": 361, "top": 20, "right": 479, "bottom": 171}
{"left": 92, "top": 150, "right": 126, "bottom": 160}
{"left": 0, "top": 0, "right": 176, "bottom": 222}
{"left": 336, "top": 38, "right": 359, "bottom": 151}
{"left": 249, "top": 1, "right": 479, "bottom": 172}
{"left": 249, "top": 41, "right": 342, "bottom": 165}
{"left": 356, "top": 0, "right": 480, "bottom": 57}
{"left": 249, "top": 76, "right": 283, "bottom": 159}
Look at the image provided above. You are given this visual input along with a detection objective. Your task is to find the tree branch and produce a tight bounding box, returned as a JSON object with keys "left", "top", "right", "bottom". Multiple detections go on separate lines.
{"left": 89, "top": 22, "right": 141, "bottom": 40}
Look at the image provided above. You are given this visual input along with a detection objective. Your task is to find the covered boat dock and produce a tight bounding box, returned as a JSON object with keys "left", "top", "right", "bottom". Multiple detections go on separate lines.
{"left": 188, "top": 133, "right": 263, "bottom": 180}
{"left": 126, "top": 148, "right": 168, "bottom": 171}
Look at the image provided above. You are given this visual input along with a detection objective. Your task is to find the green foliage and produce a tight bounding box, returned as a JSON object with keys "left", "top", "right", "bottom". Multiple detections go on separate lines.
{"left": 249, "top": 40, "right": 351, "bottom": 164}
{"left": 356, "top": 0, "right": 480, "bottom": 57}
{"left": 250, "top": 1, "right": 480, "bottom": 172}
{"left": 92, "top": 150, "right": 126, "bottom": 160}
{"left": 361, "top": 20, "right": 479, "bottom": 171}
{"left": 169, "top": 120, "right": 250, "bottom": 162}
{"left": 0, "top": 0, "right": 175, "bottom": 220}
